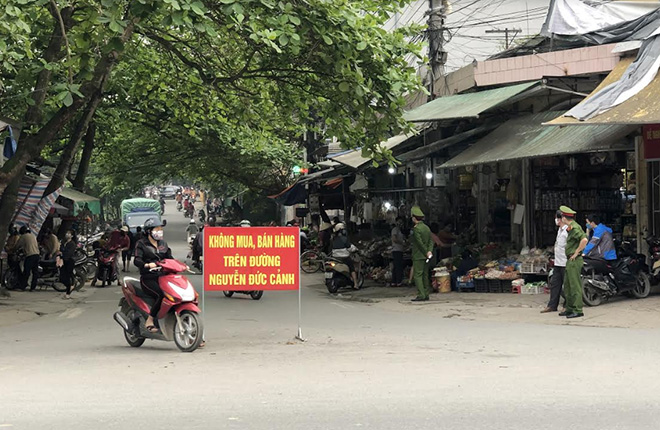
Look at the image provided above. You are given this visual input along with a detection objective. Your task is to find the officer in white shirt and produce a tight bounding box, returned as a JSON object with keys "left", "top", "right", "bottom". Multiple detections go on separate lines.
{"left": 541, "top": 211, "right": 568, "bottom": 313}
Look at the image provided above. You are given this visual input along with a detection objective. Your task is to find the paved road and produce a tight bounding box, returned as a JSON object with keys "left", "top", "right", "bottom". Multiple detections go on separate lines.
{"left": 2, "top": 206, "right": 660, "bottom": 429}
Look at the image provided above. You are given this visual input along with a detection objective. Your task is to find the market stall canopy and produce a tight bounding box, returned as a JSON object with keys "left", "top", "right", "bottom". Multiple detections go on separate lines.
{"left": 327, "top": 124, "right": 429, "bottom": 169}
{"left": 58, "top": 188, "right": 101, "bottom": 215}
{"left": 441, "top": 111, "right": 636, "bottom": 168}
{"left": 547, "top": 56, "right": 660, "bottom": 125}
{"left": 49, "top": 202, "right": 69, "bottom": 216}
{"left": 268, "top": 182, "right": 307, "bottom": 206}
{"left": 402, "top": 81, "right": 541, "bottom": 123}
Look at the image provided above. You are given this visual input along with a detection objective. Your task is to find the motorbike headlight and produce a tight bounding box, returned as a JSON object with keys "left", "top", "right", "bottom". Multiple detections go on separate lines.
{"left": 168, "top": 281, "right": 195, "bottom": 302}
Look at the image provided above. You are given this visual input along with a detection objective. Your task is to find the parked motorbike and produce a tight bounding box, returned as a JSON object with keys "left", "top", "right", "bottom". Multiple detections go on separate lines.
{"left": 324, "top": 256, "right": 364, "bottom": 294}
{"left": 645, "top": 235, "right": 660, "bottom": 284}
{"left": 3, "top": 255, "right": 85, "bottom": 292}
{"left": 113, "top": 259, "right": 203, "bottom": 352}
{"left": 223, "top": 290, "right": 263, "bottom": 300}
{"left": 95, "top": 247, "right": 119, "bottom": 287}
{"left": 581, "top": 241, "right": 651, "bottom": 306}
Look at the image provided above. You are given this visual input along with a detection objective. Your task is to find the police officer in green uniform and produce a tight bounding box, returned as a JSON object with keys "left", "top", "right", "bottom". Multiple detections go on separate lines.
{"left": 411, "top": 206, "right": 434, "bottom": 302}
{"left": 559, "top": 206, "right": 588, "bottom": 319}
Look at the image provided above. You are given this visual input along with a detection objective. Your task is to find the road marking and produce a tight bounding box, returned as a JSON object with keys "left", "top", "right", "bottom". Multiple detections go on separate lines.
{"left": 0, "top": 424, "right": 14, "bottom": 427}
{"left": 59, "top": 307, "right": 84, "bottom": 319}
{"left": 330, "top": 302, "right": 353, "bottom": 309}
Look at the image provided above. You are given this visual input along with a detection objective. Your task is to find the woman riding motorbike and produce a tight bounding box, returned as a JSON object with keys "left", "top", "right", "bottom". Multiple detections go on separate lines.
{"left": 331, "top": 223, "right": 359, "bottom": 289}
{"left": 133, "top": 218, "right": 172, "bottom": 333}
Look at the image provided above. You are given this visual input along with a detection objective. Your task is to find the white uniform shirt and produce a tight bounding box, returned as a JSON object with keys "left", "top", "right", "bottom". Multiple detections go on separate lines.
{"left": 554, "top": 225, "right": 569, "bottom": 267}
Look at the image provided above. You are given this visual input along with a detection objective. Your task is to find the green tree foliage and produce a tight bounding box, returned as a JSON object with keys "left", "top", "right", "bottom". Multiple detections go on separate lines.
{"left": 0, "top": 0, "right": 423, "bottom": 196}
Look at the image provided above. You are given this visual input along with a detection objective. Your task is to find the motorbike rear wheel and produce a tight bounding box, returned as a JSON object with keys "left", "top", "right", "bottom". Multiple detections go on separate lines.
{"left": 632, "top": 272, "right": 651, "bottom": 299}
{"left": 250, "top": 290, "right": 263, "bottom": 300}
{"left": 582, "top": 278, "right": 603, "bottom": 307}
{"left": 174, "top": 311, "right": 204, "bottom": 352}
{"left": 51, "top": 281, "right": 67, "bottom": 292}
{"left": 74, "top": 271, "right": 87, "bottom": 291}
{"left": 122, "top": 308, "right": 145, "bottom": 347}
{"left": 223, "top": 291, "right": 234, "bottom": 297}
{"left": 357, "top": 272, "right": 365, "bottom": 289}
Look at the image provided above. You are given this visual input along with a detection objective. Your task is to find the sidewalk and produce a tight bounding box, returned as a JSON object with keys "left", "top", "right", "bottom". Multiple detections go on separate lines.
{"left": 0, "top": 287, "right": 96, "bottom": 328}
{"left": 305, "top": 273, "right": 660, "bottom": 330}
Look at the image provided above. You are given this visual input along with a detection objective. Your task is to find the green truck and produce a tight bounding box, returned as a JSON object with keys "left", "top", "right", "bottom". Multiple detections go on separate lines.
{"left": 120, "top": 198, "right": 162, "bottom": 233}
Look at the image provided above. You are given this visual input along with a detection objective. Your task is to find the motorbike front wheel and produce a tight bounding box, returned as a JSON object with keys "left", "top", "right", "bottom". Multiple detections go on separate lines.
{"left": 3, "top": 269, "right": 19, "bottom": 290}
{"left": 300, "top": 250, "right": 322, "bottom": 273}
{"left": 250, "top": 290, "right": 263, "bottom": 300}
{"left": 582, "top": 280, "right": 603, "bottom": 307}
{"left": 632, "top": 272, "right": 651, "bottom": 299}
{"left": 223, "top": 291, "right": 234, "bottom": 297}
{"left": 174, "top": 311, "right": 204, "bottom": 352}
{"left": 326, "top": 279, "right": 340, "bottom": 294}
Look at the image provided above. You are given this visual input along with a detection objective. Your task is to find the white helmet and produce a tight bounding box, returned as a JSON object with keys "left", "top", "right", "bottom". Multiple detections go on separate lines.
{"left": 333, "top": 222, "right": 345, "bottom": 233}
{"left": 240, "top": 220, "right": 251, "bottom": 227}
{"left": 189, "top": 219, "right": 196, "bottom": 224}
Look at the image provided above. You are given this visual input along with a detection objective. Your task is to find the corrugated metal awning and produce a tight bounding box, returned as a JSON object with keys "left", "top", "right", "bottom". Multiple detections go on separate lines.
{"left": 547, "top": 57, "right": 660, "bottom": 125}
{"left": 403, "top": 81, "right": 541, "bottom": 122}
{"left": 298, "top": 168, "right": 336, "bottom": 184}
{"left": 441, "top": 111, "right": 635, "bottom": 168}
{"left": 328, "top": 124, "right": 428, "bottom": 169}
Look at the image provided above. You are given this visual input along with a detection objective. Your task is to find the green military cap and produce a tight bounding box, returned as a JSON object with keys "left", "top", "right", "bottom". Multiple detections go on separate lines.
{"left": 411, "top": 206, "right": 425, "bottom": 217}
{"left": 559, "top": 205, "right": 576, "bottom": 216}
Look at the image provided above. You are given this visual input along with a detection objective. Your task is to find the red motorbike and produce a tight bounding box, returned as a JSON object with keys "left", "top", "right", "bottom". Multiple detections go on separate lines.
{"left": 95, "top": 246, "right": 120, "bottom": 287}
{"left": 113, "top": 259, "right": 204, "bottom": 352}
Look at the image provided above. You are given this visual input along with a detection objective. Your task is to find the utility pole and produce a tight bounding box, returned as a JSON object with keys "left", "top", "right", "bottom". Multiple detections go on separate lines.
{"left": 485, "top": 28, "right": 522, "bottom": 50}
{"left": 427, "top": 0, "right": 448, "bottom": 100}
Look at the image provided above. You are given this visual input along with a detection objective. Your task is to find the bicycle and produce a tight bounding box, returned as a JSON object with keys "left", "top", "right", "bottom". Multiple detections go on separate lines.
{"left": 300, "top": 249, "right": 328, "bottom": 273}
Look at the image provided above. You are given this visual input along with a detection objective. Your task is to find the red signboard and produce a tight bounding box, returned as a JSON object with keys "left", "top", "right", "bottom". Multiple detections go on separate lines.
{"left": 643, "top": 124, "right": 660, "bottom": 161}
{"left": 203, "top": 227, "right": 300, "bottom": 291}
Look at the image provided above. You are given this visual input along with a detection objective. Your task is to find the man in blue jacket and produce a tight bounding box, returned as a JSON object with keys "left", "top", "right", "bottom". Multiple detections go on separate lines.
{"left": 583, "top": 215, "right": 617, "bottom": 271}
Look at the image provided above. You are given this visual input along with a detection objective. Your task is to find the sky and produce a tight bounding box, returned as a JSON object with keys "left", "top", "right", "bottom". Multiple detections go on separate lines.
{"left": 385, "top": 0, "right": 551, "bottom": 73}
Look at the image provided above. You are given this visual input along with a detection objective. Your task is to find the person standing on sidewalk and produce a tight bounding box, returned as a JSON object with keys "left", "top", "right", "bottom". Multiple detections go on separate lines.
{"left": 411, "top": 206, "right": 433, "bottom": 302}
{"left": 559, "top": 206, "right": 588, "bottom": 319}
{"left": 17, "top": 226, "right": 40, "bottom": 291}
{"left": 391, "top": 216, "right": 405, "bottom": 287}
{"left": 542, "top": 211, "right": 568, "bottom": 313}
{"left": 59, "top": 230, "right": 77, "bottom": 300}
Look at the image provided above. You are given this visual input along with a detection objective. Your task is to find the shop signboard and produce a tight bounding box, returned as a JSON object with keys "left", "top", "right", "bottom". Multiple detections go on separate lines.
{"left": 643, "top": 124, "right": 660, "bottom": 161}
{"left": 203, "top": 227, "right": 300, "bottom": 292}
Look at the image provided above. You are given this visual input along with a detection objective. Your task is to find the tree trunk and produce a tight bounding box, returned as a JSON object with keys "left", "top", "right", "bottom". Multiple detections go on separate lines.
{"left": 44, "top": 95, "right": 102, "bottom": 196}
{"left": 23, "top": 6, "right": 73, "bottom": 129}
{"left": 0, "top": 19, "right": 137, "bottom": 195}
{"left": 0, "top": 168, "right": 25, "bottom": 251}
{"left": 71, "top": 121, "right": 96, "bottom": 191}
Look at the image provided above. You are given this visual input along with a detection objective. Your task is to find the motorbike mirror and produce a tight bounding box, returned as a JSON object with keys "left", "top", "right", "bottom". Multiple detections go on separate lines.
{"left": 162, "top": 219, "right": 167, "bottom": 227}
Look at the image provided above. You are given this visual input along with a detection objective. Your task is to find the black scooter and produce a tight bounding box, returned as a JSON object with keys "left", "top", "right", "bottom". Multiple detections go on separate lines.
{"left": 223, "top": 290, "right": 263, "bottom": 300}
{"left": 581, "top": 241, "right": 650, "bottom": 306}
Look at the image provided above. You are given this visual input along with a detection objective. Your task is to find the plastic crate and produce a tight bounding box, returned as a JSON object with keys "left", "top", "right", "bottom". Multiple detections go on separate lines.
{"left": 457, "top": 280, "right": 475, "bottom": 292}
{"left": 488, "top": 279, "right": 502, "bottom": 293}
{"left": 521, "top": 284, "right": 544, "bottom": 294}
{"left": 474, "top": 278, "right": 488, "bottom": 293}
{"left": 520, "top": 262, "right": 548, "bottom": 274}
{"left": 500, "top": 279, "right": 513, "bottom": 294}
